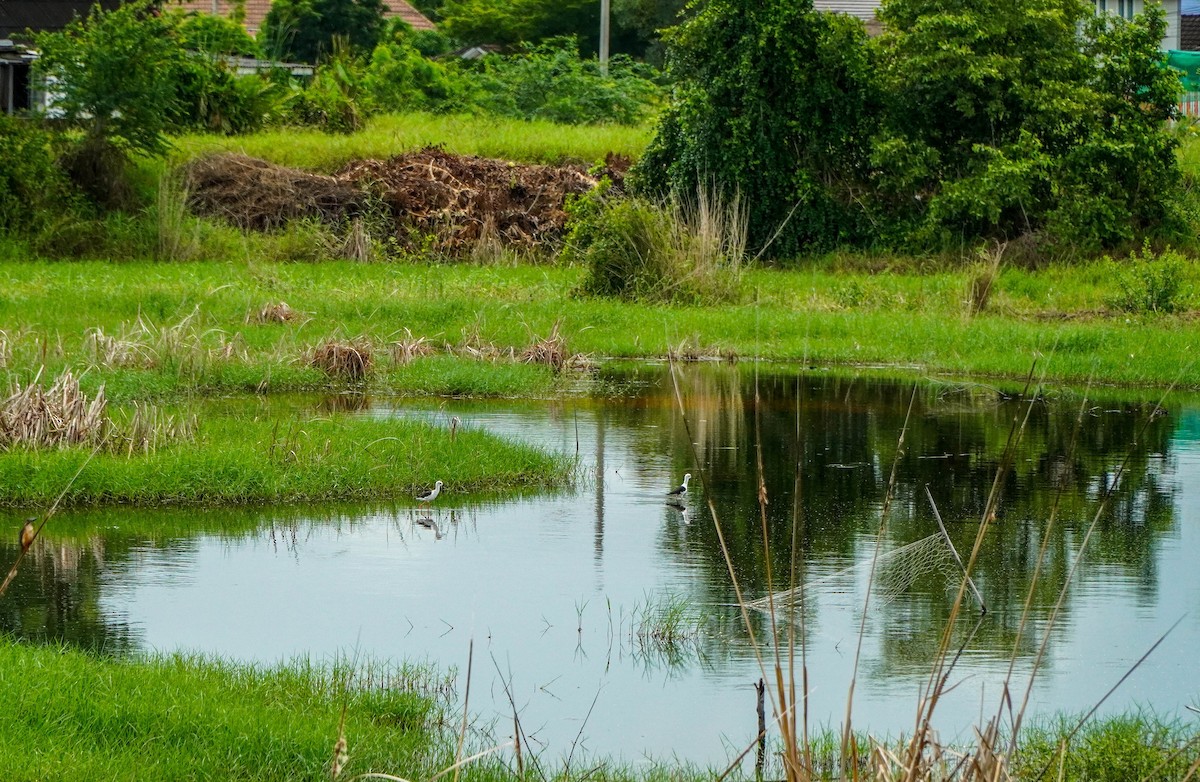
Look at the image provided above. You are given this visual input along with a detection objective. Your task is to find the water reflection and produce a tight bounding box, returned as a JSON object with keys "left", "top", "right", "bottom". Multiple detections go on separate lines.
{"left": 1, "top": 366, "right": 1196, "bottom": 765}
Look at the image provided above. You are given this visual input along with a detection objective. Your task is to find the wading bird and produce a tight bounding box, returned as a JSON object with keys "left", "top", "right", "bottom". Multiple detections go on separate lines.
{"left": 667, "top": 473, "right": 692, "bottom": 499}
{"left": 417, "top": 481, "right": 444, "bottom": 508}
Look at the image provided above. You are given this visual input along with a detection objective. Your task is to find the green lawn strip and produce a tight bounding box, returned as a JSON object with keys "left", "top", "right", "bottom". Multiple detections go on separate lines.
{"left": 3, "top": 634, "right": 1194, "bottom": 781}
{"left": 3, "top": 260, "right": 1198, "bottom": 392}
{"left": 0, "top": 639, "right": 438, "bottom": 782}
{"left": 169, "top": 111, "right": 655, "bottom": 172}
{"left": 0, "top": 412, "right": 572, "bottom": 507}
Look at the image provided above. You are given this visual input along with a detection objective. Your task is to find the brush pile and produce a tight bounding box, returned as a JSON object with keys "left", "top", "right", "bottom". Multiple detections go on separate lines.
{"left": 0, "top": 370, "right": 107, "bottom": 450}
{"left": 183, "top": 154, "right": 365, "bottom": 230}
{"left": 182, "top": 148, "right": 618, "bottom": 253}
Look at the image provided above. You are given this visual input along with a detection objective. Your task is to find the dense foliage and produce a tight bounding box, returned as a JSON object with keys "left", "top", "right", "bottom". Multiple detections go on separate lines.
{"left": 34, "top": 0, "right": 183, "bottom": 157}
{"left": 635, "top": 0, "right": 1186, "bottom": 256}
{"left": 260, "top": 0, "right": 388, "bottom": 63}
{"left": 872, "top": 0, "right": 1182, "bottom": 250}
{"left": 0, "top": 117, "right": 81, "bottom": 234}
{"left": 463, "top": 38, "right": 660, "bottom": 125}
{"left": 438, "top": 0, "right": 660, "bottom": 58}
{"left": 633, "top": 0, "right": 878, "bottom": 256}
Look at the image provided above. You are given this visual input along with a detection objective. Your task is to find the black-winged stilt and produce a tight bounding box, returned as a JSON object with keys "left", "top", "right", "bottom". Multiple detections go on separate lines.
{"left": 417, "top": 480, "right": 444, "bottom": 507}
{"left": 667, "top": 473, "right": 691, "bottom": 498}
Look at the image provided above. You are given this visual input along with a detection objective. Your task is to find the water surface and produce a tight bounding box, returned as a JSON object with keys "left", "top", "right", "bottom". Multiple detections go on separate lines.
{"left": 4, "top": 366, "right": 1198, "bottom": 765}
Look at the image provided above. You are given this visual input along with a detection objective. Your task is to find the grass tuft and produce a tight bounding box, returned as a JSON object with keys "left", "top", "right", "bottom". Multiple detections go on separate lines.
{"left": 309, "top": 339, "right": 373, "bottom": 382}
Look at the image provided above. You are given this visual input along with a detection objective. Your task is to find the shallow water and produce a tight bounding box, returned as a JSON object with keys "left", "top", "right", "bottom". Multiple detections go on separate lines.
{"left": 3, "top": 365, "right": 1199, "bottom": 766}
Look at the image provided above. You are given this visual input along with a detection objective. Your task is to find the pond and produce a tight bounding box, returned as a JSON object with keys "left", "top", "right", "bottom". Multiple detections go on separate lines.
{"left": 3, "top": 365, "right": 1198, "bottom": 767}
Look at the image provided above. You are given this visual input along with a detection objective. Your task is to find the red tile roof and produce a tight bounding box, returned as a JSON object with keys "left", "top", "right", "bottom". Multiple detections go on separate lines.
{"left": 169, "top": 0, "right": 435, "bottom": 35}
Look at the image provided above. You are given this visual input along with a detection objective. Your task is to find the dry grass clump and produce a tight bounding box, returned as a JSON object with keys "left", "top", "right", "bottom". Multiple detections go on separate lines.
{"left": 107, "top": 403, "right": 197, "bottom": 456}
{"left": 253, "top": 301, "right": 299, "bottom": 324}
{"left": 520, "top": 320, "right": 591, "bottom": 372}
{"left": 966, "top": 240, "right": 1006, "bottom": 316}
{"left": 0, "top": 330, "right": 10, "bottom": 370}
{"left": 1, "top": 369, "right": 196, "bottom": 454}
{"left": 391, "top": 328, "right": 436, "bottom": 365}
{"left": 86, "top": 326, "right": 157, "bottom": 369}
{"left": 86, "top": 308, "right": 209, "bottom": 370}
{"left": 0, "top": 369, "right": 106, "bottom": 450}
{"left": 309, "top": 339, "right": 373, "bottom": 381}
{"left": 453, "top": 321, "right": 513, "bottom": 362}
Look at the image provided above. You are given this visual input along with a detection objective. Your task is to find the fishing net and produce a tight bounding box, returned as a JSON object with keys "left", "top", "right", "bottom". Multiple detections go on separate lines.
{"left": 745, "top": 532, "right": 961, "bottom": 613}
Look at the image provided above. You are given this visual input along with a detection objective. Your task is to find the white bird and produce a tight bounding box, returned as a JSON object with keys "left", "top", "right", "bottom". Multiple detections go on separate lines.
{"left": 667, "top": 473, "right": 692, "bottom": 498}
{"left": 416, "top": 480, "right": 444, "bottom": 507}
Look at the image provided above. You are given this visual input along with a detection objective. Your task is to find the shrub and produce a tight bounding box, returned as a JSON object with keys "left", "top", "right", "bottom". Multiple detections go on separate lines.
{"left": 363, "top": 37, "right": 463, "bottom": 112}
{"left": 1109, "top": 245, "right": 1190, "bottom": 315}
{"left": 567, "top": 183, "right": 746, "bottom": 305}
{"left": 170, "top": 11, "right": 262, "bottom": 57}
{"left": 0, "top": 118, "right": 82, "bottom": 234}
{"left": 284, "top": 46, "right": 369, "bottom": 133}
{"left": 871, "top": 0, "right": 1182, "bottom": 251}
{"left": 460, "top": 38, "right": 660, "bottom": 126}
{"left": 631, "top": 0, "right": 877, "bottom": 256}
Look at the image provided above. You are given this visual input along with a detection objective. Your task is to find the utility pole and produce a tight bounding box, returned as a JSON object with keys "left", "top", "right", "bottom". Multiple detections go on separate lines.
{"left": 599, "top": 0, "right": 610, "bottom": 77}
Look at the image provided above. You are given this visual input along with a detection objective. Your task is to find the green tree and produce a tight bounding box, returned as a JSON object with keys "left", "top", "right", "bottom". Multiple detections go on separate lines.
{"left": 34, "top": 0, "right": 182, "bottom": 158}
{"left": 632, "top": 0, "right": 879, "bottom": 256}
{"left": 260, "top": 0, "right": 387, "bottom": 63}
{"left": 871, "top": 0, "right": 1182, "bottom": 249}
{"left": 170, "top": 9, "right": 262, "bottom": 57}
{"left": 612, "top": 0, "right": 689, "bottom": 64}
{"left": 439, "top": 0, "right": 646, "bottom": 55}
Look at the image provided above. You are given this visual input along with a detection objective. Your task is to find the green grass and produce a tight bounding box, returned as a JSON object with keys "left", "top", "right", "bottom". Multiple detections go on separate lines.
{"left": 3, "top": 634, "right": 1195, "bottom": 781}
{"left": 0, "top": 403, "right": 573, "bottom": 506}
{"left": 0, "top": 638, "right": 441, "bottom": 782}
{"left": 169, "top": 111, "right": 655, "bottom": 172}
{"left": 1012, "top": 713, "right": 1199, "bottom": 781}
{"left": 1, "top": 259, "right": 1198, "bottom": 393}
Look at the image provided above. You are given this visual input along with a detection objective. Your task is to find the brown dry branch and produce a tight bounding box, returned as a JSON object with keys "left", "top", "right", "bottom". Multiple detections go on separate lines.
{"left": 310, "top": 339, "right": 374, "bottom": 381}
{"left": 183, "top": 154, "right": 364, "bottom": 230}
{"left": 183, "top": 149, "right": 598, "bottom": 255}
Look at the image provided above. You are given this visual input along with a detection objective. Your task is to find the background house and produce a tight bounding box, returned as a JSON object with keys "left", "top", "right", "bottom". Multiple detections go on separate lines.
{"left": 168, "top": 1, "right": 436, "bottom": 37}
{"left": 0, "top": 1, "right": 123, "bottom": 39}
{"left": 1, "top": 2, "right": 123, "bottom": 114}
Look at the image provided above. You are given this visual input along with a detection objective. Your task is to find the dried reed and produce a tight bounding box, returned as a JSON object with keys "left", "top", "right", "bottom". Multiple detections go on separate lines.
{"left": 254, "top": 301, "right": 299, "bottom": 324}
{"left": 519, "top": 319, "right": 590, "bottom": 372}
{"left": 391, "top": 328, "right": 436, "bottom": 365}
{"left": 0, "top": 369, "right": 107, "bottom": 450}
{"left": 309, "top": 339, "right": 373, "bottom": 381}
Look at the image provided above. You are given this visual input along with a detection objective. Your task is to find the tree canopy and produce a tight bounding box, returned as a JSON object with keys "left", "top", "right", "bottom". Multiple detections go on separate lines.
{"left": 634, "top": 0, "right": 1185, "bottom": 255}
{"left": 260, "top": 0, "right": 387, "bottom": 63}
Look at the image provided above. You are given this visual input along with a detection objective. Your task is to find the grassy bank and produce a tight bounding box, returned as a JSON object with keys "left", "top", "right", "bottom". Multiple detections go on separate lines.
{"left": 1, "top": 637, "right": 1194, "bottom": 782}
{"left": 171, "top": 112, "right": 655, "bottom": 172}
{"left": 0, "top": 260, "right": 1198, "bottom": 392}
{"left": 0, "top": 639, "right": 441, "bottom": 781}
{"left": 0, "top": 402, "right": 572, "bottom": 507}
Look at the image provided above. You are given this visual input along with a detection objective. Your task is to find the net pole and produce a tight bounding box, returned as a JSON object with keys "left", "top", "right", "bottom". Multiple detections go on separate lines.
{"left": 924, "top": 484, "right": 986, "bottom": 614}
